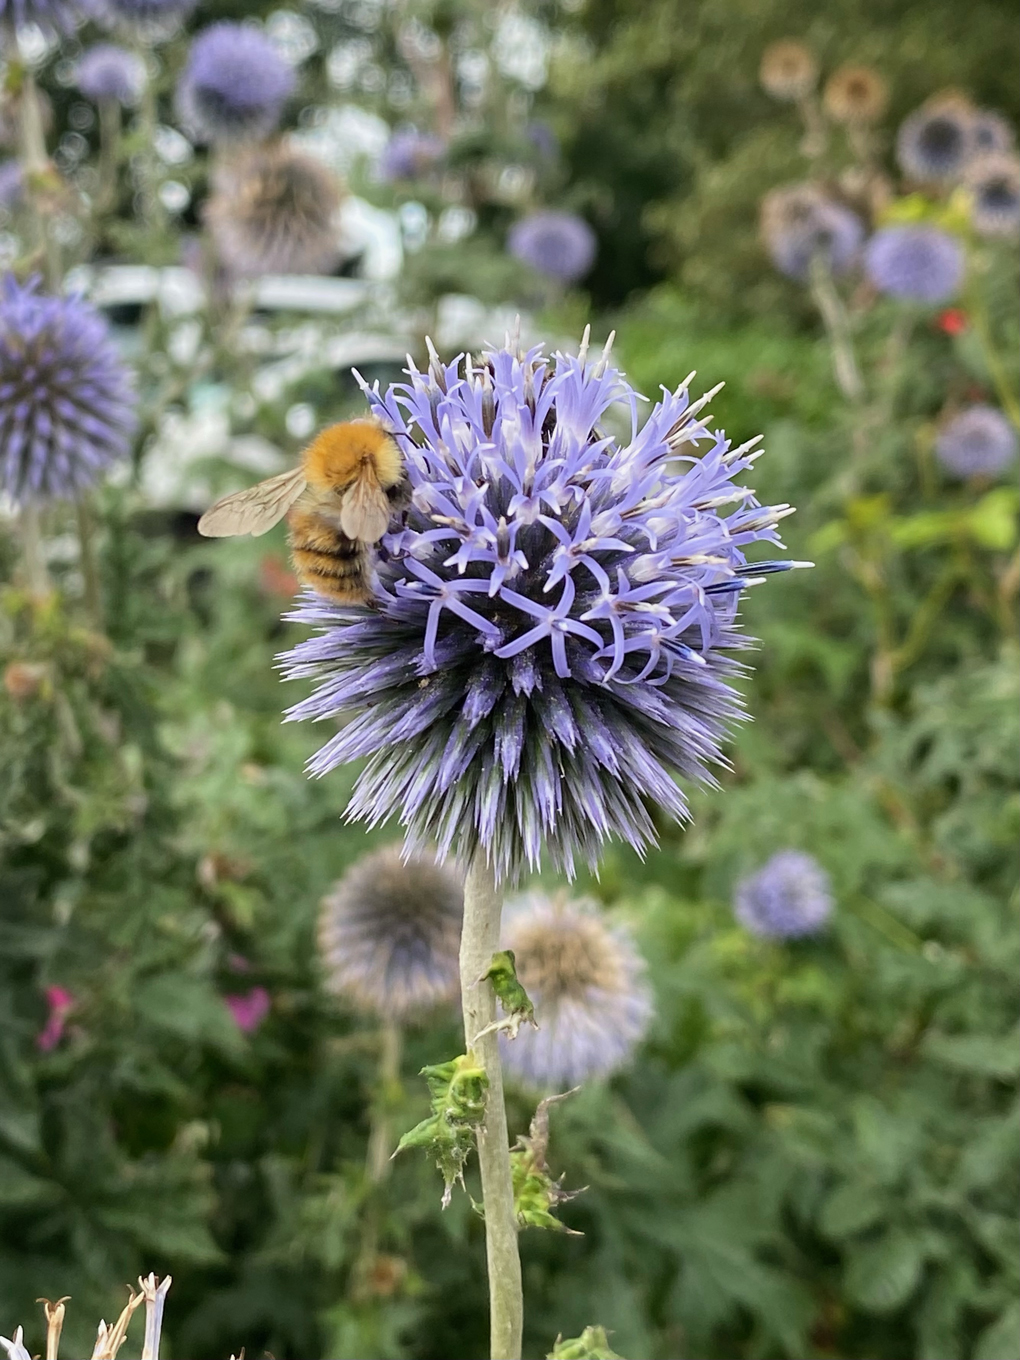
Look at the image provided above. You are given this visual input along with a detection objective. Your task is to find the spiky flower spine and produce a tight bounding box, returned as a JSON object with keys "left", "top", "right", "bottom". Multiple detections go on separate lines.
{"left": 205, "top": 141, "right": 343, "bottom": 276}
{"left": 964, "top": 153, "right": 1020, "bottom": 237}
{"left": 760, "top": 184, "right": 863, "bottom": 281}
{"left": 508, "top": 211, "right": 597, "bottom": 284}
{"left": 896, "top": 95, "right": 975, "bottom": 183}
{"left": 0, "top": 275, "right": 136, "bottom": 504}
{"left": 935, "top": 405, "right": 1018, "bottom": 479}
{"left": 282, "top": 332, "right": 799, "bottom": 884}
{"left": 822, "top": 65, "right": 889, "bottom": 126}
{"left": 864, "top": 225, "right": 965, "bottom": 303}
{"left": 498, "top": 892, "right": 652, "bottom": 1089}
{"left": 318, "top": 846, "right": 463, "bottom": 1020}
{"left": 758, "top": 40, "right": 819, "bottom": 102}
{"left": 734, "top": 850, "right": 833, "bottom": 939}
{"left": 175, "top": 23, "right": 295, "bottom": 145}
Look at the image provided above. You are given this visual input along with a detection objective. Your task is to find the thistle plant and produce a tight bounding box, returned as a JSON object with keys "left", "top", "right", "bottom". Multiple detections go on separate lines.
{"left": 283, "top": 330, "right": 798, "bottom": 1357}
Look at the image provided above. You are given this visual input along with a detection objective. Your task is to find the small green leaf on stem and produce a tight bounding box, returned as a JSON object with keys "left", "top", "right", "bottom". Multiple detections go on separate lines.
{"left": 511, "top": 1090, "right": 584, "bottom": 1234}
{"left": 393, "top": 1054, "right": 488, "bottom": 1207}
{"left": 547, "top": 1324, "right": 623, "bottom": 1359}
{"left": 478, "top": 949, "right": 537, "bottom": 1039}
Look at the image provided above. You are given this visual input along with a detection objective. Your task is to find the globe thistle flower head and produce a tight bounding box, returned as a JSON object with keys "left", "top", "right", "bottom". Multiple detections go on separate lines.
{"left": 760, "top": 184, "right": 863, "bottom": 281}
{"left": 206, "top": 141, "right": 343, "bottom": 277}
{"left": 176, "top": 23, "right": 295, "bottom": 145}
{"left": 75, "top": 44, "right": 146, "bottom": 106}
{"left": 86, "top": 0, "right": 196, "bottom": 29}
{"left": 964, "top": 153, "right": 1020, "bottom": 237}
{"left": 735, "top": 850, "right": 833, "bottom": 939}
{"left": 935, "top": 405, "right": 1018, "bottom": 479}
{"left": 318, "top": 845, "right": 463, "bottom": 1020}
{"left": 282, "top": 331, "right": 800, "bottom": 883}
{"left": 971, "top": 110, "right": 1015, "bottom": 157}
{"left": 507, "top": 211, "right": 597, "bottom": 283}
{"left": 0, "top": 275, "right": 136, "bottom": 504}
{"left": 378, "top": 128, "right": 446, "bottom": 182}
{"left": 864, "top": 225, "right": 964, "bottom": 304}
{"left": 823, "top": 65, "right": 888, "bottom": 126}
{"left": 759, "top": 40, "right": 819, "bottom": 102}
{"left": 498, "top": 893, "right": 652, "bottom": 1090}
{"left": 897, "top": 95, "right": 975, "bottom": 182}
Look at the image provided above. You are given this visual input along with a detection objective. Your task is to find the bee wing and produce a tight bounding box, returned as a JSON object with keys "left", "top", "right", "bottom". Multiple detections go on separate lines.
{"left": 340, "top": 476, "right": 392, "bottom": 543}
{"left": 197, "top": 467, "right": 307, "bottom": 538}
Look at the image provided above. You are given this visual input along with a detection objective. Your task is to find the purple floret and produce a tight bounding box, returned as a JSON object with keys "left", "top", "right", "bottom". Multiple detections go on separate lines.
{"left": 508, "top": 211, "right": 597, "bottom": 283}
{"left": 378, "top": 128, "right": 446, "bottom": 182}
{"left": 735, "top": 850, "right": 833, "bottom": 939}
{"left": 0, "top": 275, "right": 137, "bottom": 504}
{"left": 864, "top": 226, "right": 964, "bottom": 304}
{"left": 280, "top": 332, "right": 800, "bottom": 883}
{"left": 176, "top": 22, "right": 295, "bottom": 144}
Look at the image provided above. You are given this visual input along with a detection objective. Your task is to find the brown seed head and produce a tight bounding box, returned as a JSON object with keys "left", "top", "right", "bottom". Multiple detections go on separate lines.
{"left": 823, "top": 65, "right": 889, "bottom": 125}
{"left": 759, "top": 40, "right": 819, "bottom": 102}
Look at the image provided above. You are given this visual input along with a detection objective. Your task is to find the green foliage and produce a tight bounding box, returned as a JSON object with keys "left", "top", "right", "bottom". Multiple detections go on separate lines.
{"left": 547, "top": 1324, "right": 623, "bottom": 1359}
{"left": 482, "top": 950, "right": 538, "bottom": 1039}
{"left": 395, "top": 1056, "right": 489, "bottom": 1207}
{"left": 511, "top": 1095, "right": 582, "bottom": 1235}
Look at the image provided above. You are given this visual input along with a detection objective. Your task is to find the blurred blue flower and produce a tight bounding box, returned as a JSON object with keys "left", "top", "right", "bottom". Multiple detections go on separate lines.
{"left": 175, "top": 23, "right": 295, "bottom": 144}
{"left": 971, "top": 110, "right": 1016, "bottom": 157}
{"left": 897, "top": 97, "right": 974, "bottom": 182}
{"left": 936, "top": 405, "right": 1018, "bottom": 479}
{"left": 498, "top": 892, "right": 652, "bottom": 1090}
{"left": 318, "top": 845, "right": 463, "bottom": 1020}
{"left": 282, "top": 333, "right": 799, "bottom": 882}
{"left": 761, "top": 184, "right": 863, "bottom": 281}
{"left": 508, "top": 211, "right": 596, "bottom": 283}
{"left": 735, "top": 850, "right": 833, "bottom": 939}
{"left": 378, "top": 128, "right": 446, "bottom": 182}
{"left": 90, "top": 0, "right": 196, "bottom": 22}
{"left": 75, "top": 45, "right": 146, "bottom": 105}
{"left": 0, "top": 0, "right": 81, "bottom": 30}
{"left": 864, "top": 226, "right": 964, "bottom": 303}
{"left": 0, "top": 162, "right": 24, "bottom": 213}
{"left": 0, "top": 276, "right": 136, "bottom": 504}
{"left": 526, "top": 121, "right": 558, "bottom": 161}
{"left": 964, "top": 153, "right": 1020, "bottom": 237}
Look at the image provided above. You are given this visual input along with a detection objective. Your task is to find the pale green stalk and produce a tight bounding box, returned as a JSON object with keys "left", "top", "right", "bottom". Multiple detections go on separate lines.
{"left": 809, "top": 254, "right": 863, "bottom": 403}
{"left": 461, "top": 858, "right": 523, "bottom": 1360}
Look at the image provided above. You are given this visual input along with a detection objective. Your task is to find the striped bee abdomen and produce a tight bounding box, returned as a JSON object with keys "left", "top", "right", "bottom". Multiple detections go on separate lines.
{"left": 288, "top": 507, "right": 374, "bottom": 604}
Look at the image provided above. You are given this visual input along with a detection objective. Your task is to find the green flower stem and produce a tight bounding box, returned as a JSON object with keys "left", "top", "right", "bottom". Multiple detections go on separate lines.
{"left": 809, "top": 255, "right": 863, "bottom": 404}
{"left": 965, "top": 288, "right": 1020, "bottom": 429}
{"left": 15, "top": 63, "right": 61, "bottom": 289}
{"left": 461, "top": 858, "right": 523, "bottom": 1360}
{"left": 20, "top": 502, "right": 50, "bottom": 595}
{"left": 76, "top": 498, "right": 103, "bottom": 630}
{"left": 96, "top": 97, "right": 122, "bottom": 215}
{"left": 366, "top": 1019, "right": 402, "bottom": 1185}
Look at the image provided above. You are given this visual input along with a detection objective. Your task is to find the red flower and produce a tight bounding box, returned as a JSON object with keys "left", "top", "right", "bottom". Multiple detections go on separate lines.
{"left": 936, "top": 308, "right": 968, "bottom": 335}
{"left": 37, "top": 986, "right": 74, "bottom": 1051}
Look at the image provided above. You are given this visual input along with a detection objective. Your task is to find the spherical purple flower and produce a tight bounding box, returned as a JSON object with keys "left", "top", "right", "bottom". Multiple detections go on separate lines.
{"left": 75, "top": 45, "right": 146, "bottom": 106}
{"left": 378, "top": 128, "right": 446, "bottom": 182}
{"left": 964, "top": 153, "right": 1020, "bottom": 237}
{"left": 281, "top": 333, "right": 799, "bottom": 882}
{"left": 175, "top": 23, "right": 295, "bottom": 145}
{"left": 0, "top": 275, "right": 137, "bottom": 504}
{"left": 760, "top": 185, "right": 863, "bottom": 281}
{"left": 498, "top": 893, "right": 652, "bottom": 1090}
{"left": 734, "top": 851, "right": 833, "bottom": 939}
{"left": 897, "top": 96, "right": 974, "bottom": 183}
{"left": 508, "top": 211, "right": 597, "bottom": 284}
{"left": 935, "top": 405, "right": 1018, "bottom": 479}
{"left": 318, "top": 845, "right": 463, "bottom": 1020}
{"left": 864, "top": 226, "right": 964, "bottom": 304}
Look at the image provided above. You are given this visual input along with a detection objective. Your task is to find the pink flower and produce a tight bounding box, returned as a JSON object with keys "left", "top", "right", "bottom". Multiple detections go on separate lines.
{"left": 225, "top": 986, "right": 271, "bottom": 1033}
{"left": 37, "top": 986, "right": 74, "bottom": 1052}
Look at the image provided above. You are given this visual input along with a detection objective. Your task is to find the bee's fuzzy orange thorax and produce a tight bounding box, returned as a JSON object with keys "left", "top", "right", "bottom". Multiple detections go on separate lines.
{"left": 302, "top": 420, "right": 402, "bottom": 492}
